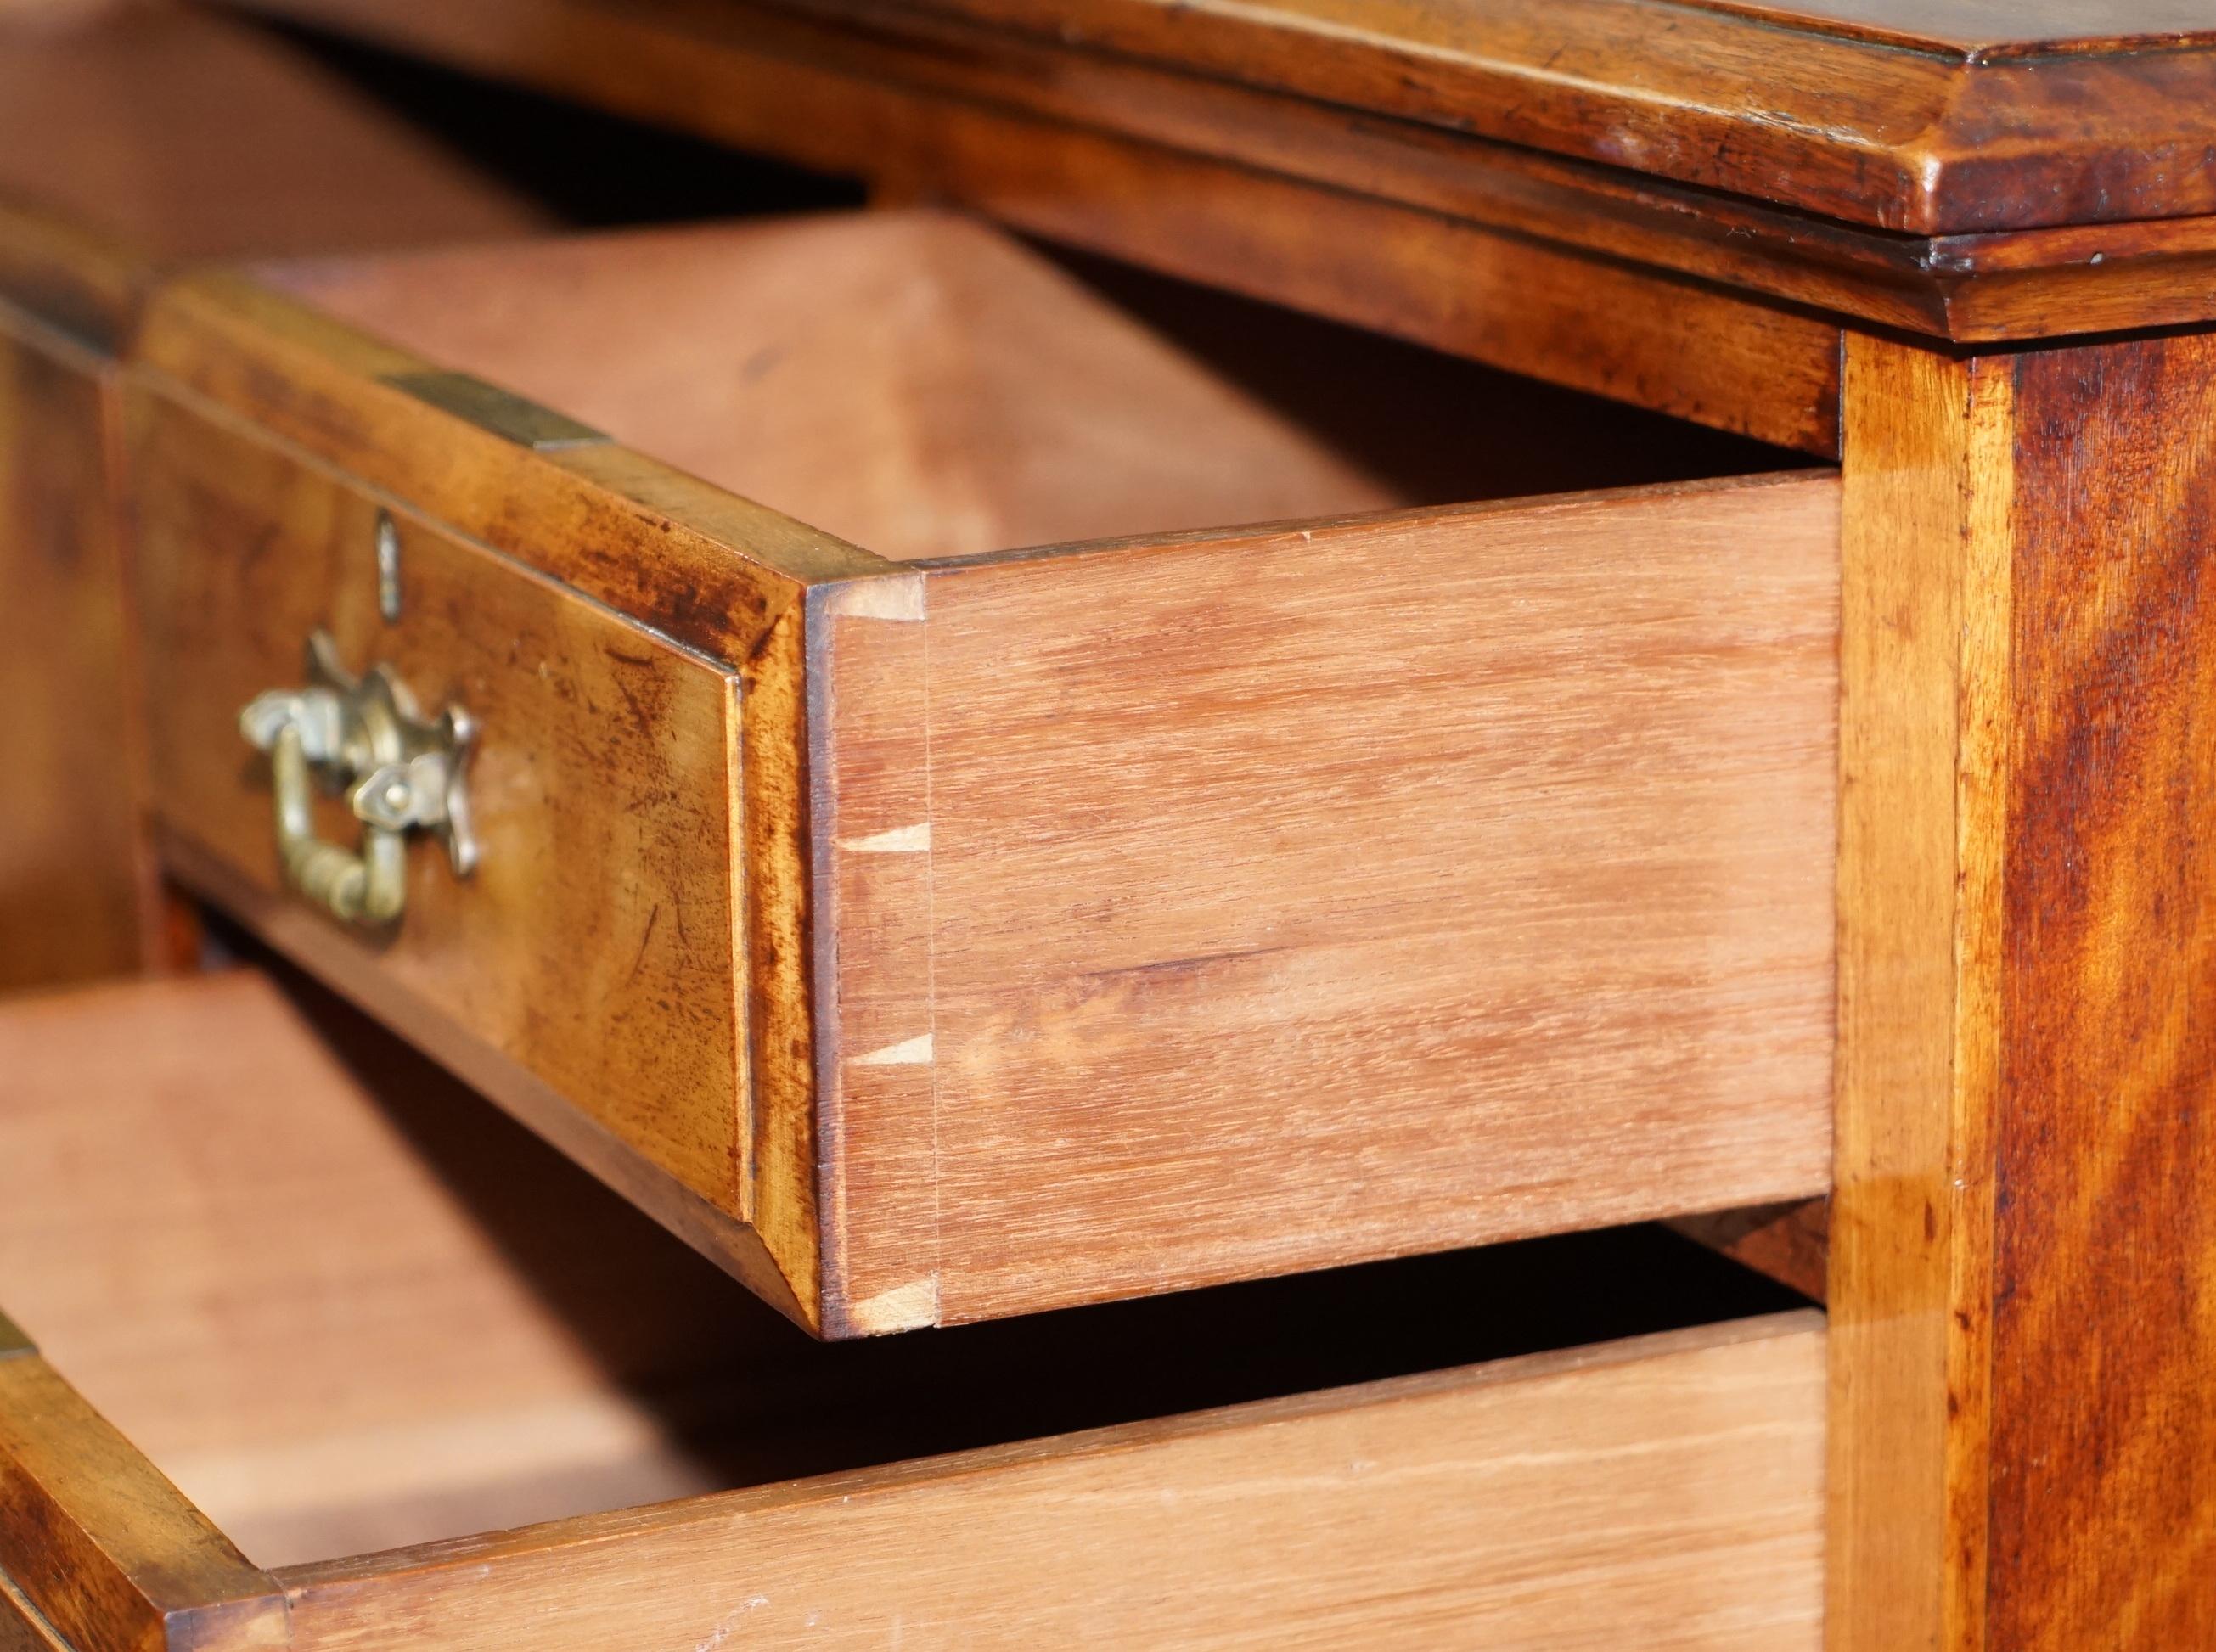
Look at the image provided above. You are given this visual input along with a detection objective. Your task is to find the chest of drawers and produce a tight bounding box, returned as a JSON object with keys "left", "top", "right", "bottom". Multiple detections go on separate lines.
{"left": 11, "top": 0, "right": 2216, "bottom": 1644}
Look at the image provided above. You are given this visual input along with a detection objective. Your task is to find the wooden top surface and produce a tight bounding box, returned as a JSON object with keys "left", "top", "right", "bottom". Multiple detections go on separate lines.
{"left": 1689, "top": 0, "right": 2215, "bottom": 53}
{"left": 884, "top": 0, "right": 2216, "bottom": 231}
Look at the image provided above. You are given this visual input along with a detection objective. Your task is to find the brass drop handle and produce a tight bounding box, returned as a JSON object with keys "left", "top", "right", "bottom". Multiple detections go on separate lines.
{"left": 239, "top": 631, "right": 478, "bottom": 927}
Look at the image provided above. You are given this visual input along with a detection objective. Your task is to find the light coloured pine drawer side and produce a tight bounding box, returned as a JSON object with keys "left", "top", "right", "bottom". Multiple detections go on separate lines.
{"left": 818, "top": 474, "right": 1838, "bottom": 1327}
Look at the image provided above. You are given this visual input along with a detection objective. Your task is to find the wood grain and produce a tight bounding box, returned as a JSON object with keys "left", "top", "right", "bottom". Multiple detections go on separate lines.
{"left": 0, "top": 970, "right": 794, "bottom": 1570}
{"left": 131, "top": 271, "right": 894, "bottom": 661}
{"left": 267, "top": 216, "right": 1408, "bottom": 561}
{"left": 1987, "top": 335, "right": 2216, "bottom": 1650}
{"left": 138, "top": 216, "right": 1832, "bottom": 1329}
{"left": 1828, "top": 335, "right": 2009, "bottom": 1652}
{"left": 216, "top": 0, "right": 1848, "bottom": 447}
{"left": 880, "top": 0, "right": 2216, "bottom": 234}
{"left": 222, "top": 0, "right": 2216, "bottom": 350}
{"left": 219, "top": 0, "right": 2216, "bottom": 233}
{"left": 0, "top": 970, "right": 1826, "bottom": 1642}
{"left": 127, "top": 392, "right": 759, "bottom": 1241}
{"left": 811, "top": 574, "right": 939, "bottom": 1333}
{"left": 273, "top": 1313, "right": 1825, "bottom": 1652}
{"left": 0, "top": 1351, "right": 284, "bottom": 1652}
{"left": 152, "top": 834, "right": 816, "bottom": 1328}
{"left": 0, "top": 302, "right": 155, "bottom": 991}
{"left": 818, "top": 473, "right": 1839, "bottom": 1325}
{"left": 0, "top": 3, "right": 548, "bottom": 342}
{"left": 0, "top": 1571, "right": 70, "bottom": 1652}
{"left": 0, "top": 0, "right": 548, "bottom": 995}
{"left": 1830, "top": 329, "right": 2216, "bottom": 1649}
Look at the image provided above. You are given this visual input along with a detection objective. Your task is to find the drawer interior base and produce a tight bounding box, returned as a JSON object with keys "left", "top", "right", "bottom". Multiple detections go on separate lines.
{"left": 261, "top": 210, "right": 1803, "bottom": 565}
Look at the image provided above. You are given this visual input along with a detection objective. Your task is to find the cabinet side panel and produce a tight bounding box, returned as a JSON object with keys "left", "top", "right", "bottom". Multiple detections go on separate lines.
{"left": 0, "top": 310, "right": 157, "bottom": 989}
{"left": 1831, "top": 329, "right": 2216, "bottom": 1652}
{"left": 1988, "top": 334, "right": 2216, "bottom": 1650}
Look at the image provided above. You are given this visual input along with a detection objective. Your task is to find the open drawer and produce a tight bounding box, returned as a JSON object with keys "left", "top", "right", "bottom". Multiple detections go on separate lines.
{"left": 124, "top": 210, "right": 1840, "bottom": 1336}
{"left": 0, "top": 971, "right": 1823, "bottom": 1650}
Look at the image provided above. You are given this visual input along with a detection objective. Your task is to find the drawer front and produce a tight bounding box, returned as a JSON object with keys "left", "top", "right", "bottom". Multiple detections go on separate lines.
{"left": 128, "top": 225, "right": 1838, "bottom": 1335}
{"left": 122, "top": 391, "right": 809, "bottom": 1312}
{"left": 0, "top": 1574, "right": 69, "bottom": 1652}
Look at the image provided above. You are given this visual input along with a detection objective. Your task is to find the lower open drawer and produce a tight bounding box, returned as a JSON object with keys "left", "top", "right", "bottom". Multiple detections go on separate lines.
{"left": 127, "top": 209, "right": 1838, "bottom": 1335}
{"left": 0, "top": 970, "right": 1821, "bottom": 1650}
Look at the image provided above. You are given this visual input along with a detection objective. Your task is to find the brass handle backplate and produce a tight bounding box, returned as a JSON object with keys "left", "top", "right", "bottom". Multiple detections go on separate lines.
{"left": 239, "top": 631, "right": 477, "bottom": 927}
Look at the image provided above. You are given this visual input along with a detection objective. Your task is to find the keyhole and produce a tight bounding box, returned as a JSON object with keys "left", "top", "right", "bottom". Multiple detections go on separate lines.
{"left": 375, "top": 512, "right": 402, "bottom": 624}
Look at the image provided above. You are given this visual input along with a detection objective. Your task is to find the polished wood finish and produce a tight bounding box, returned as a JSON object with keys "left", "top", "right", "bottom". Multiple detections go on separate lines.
{"left": 1829, "top": 335, "right": 2007, "bottom": 1652}
{"left": 222, "top": 0, "right": 1849, "bottom": 447}
{"left": 0, "top": 1571, "right": 71, "bottom": 1652}
{"left": 24, "top": 0, "right": 2216, "bottom": 1642}
{"left": 0, "top": 970, "right": 1824, "bottom": 1649}
{"left": 0, "top": 1349, "right": 287, "bottom": 1652}
{"left": 887, "top": 0, "right": 2216, "bottom": 233}
{"left": 223, "top": 0, "right": 2216, "bottom": 234}
{"left": 132, "top": 401, "right": 767, "bottom": 1263}
{"left": 1981, "top": 339, "right": 2216, "bottom": 1650}
{"left": 0, "top": 306, "right": 155, "bottom": 992}
{"left": 127, "top": 216, "right": 1835, "bottom": 1332}
{"left": 1831, "top": 329, "right": 2216, "bottom": 1649}
{"left": 226, "top": 0, "right": 2216, "bottom": 349}
{"left": 0, "top": 3, "right": 547, "bottom": 992}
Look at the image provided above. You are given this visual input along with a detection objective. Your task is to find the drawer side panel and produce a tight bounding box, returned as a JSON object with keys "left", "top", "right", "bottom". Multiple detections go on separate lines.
{"left": 908, "top": 472, "right": 1841, "bottom": 1319}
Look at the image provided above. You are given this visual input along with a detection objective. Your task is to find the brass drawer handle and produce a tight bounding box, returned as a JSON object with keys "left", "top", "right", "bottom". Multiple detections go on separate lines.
{"left": 239, "top": 632, "right": 477, "bottom": 926}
